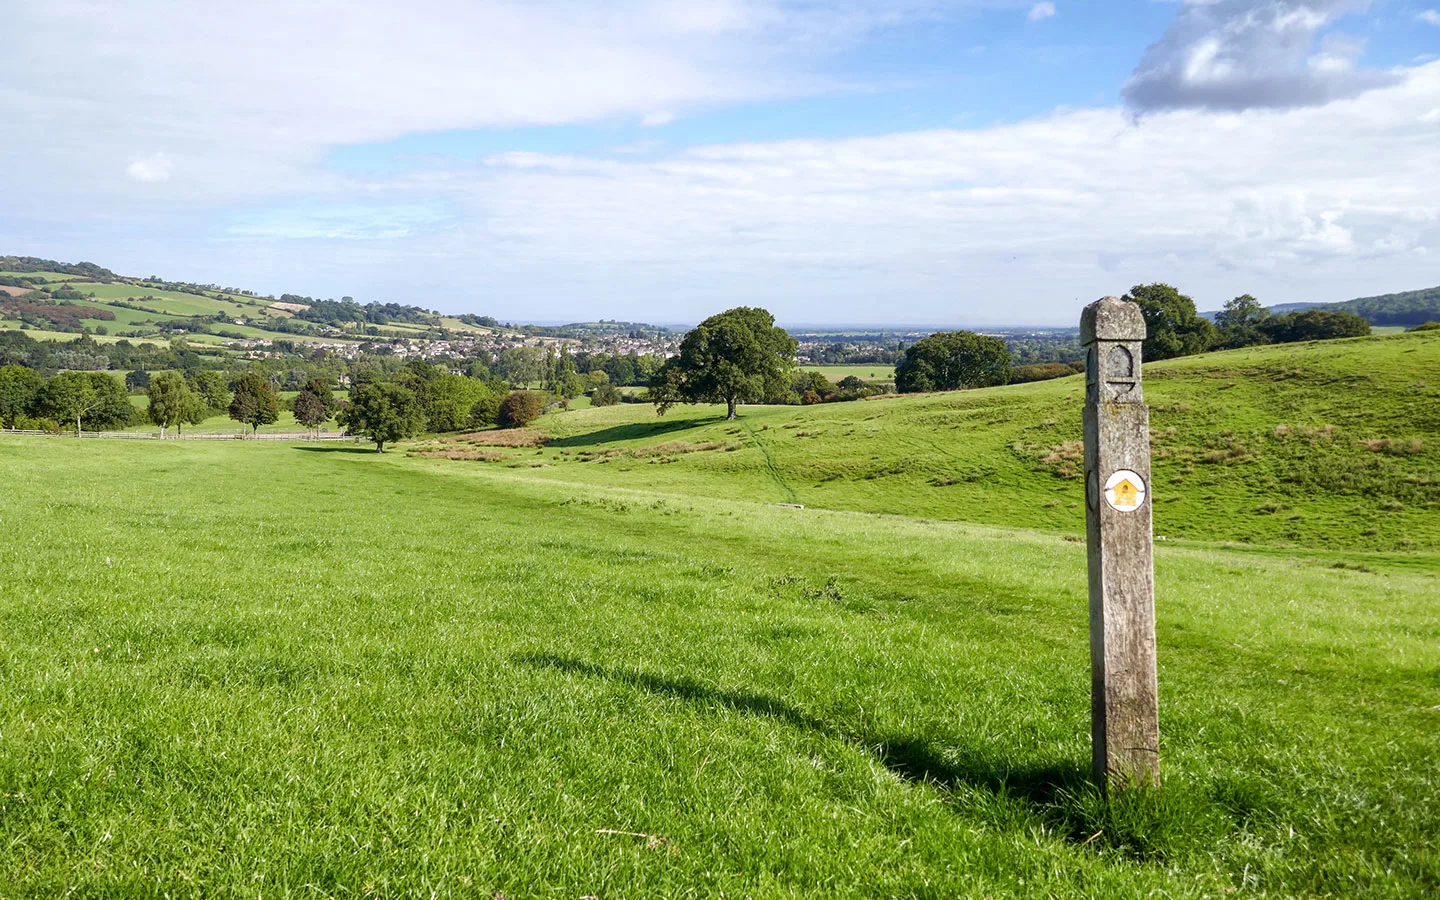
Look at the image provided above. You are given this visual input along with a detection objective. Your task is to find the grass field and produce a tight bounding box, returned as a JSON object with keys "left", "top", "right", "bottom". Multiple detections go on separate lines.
{"left": 1, "top": 331, "right": 1437, "bottom": 896}
{"left": 803, "top": 364, "right": 896, "bottom": 382}
{"left": 66, "top": 283, "right": 254, "bottom": 318}
{"left": 0, "top": 433, "right": 1435, "bottom": 897}
{"left": 421, "top": 330, "right": 1440, "bottom": 557}
{"left": 0, "top": 270, "right": 86, "bottom": 281}
{"left": 0, "top": 323, "right": 165, "bottom": 346}
{"left": 79, "top": 304, "right": 191, "bottom": 329}
{"left": 119, "top": 390, "right": 353, "bottom": 435}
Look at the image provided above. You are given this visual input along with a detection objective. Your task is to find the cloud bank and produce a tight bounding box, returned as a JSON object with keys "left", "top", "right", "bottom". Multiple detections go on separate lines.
{"left": 1124, "top": 0, "right": 1400, "bottom": 113}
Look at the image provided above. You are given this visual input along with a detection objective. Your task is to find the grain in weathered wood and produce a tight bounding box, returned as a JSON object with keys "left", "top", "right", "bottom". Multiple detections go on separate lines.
{"left": 1081, "top": 296, "right": 1160, "bottom": 790}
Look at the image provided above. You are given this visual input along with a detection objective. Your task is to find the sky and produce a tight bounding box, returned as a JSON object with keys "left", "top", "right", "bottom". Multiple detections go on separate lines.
{"left": 2, "top": 0, "right": 1438, "bottom": 326}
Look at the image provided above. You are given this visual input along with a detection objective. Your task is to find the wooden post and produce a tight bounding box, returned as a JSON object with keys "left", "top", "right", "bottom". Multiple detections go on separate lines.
{"left": 1081, "top": 296, "right": 1159, "bottom": 790}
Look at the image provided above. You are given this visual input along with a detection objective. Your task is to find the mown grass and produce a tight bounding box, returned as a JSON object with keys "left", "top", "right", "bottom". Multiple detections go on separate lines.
{"left": 0, "top": 432, "right": 1436, "bottom": 897}
{"left": 499, "top": 331, "right": 1440, "bottom": 557}
{"left": 802, "top": 364, "right": 896, "bottom": 382}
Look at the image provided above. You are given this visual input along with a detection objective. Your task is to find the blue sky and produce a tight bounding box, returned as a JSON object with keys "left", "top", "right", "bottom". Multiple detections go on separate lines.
{"left": 3, "top": 0, "right": 1439, "bottom": 325}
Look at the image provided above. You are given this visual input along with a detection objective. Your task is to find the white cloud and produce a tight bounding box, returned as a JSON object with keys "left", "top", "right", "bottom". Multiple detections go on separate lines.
{"left": 304, "top": 61, "right": 1437, "bottom": 322}
{"left": 3, "top": 0, "right": 964, "bottom": 207}
{"left": 1027, "top": 3, "right": 1056, "bottom": 22}
{"left": 1418, "top": 10, "right": 1440, "bottom": 26}
{"left": 1125, "top": 0, "right": 1399, "bottom": 112}
{"left": 126, "top": 153, "right": 172, "bottom": 183}
{"left": 641, "top": 111, "right": 677, "bottom": 127}
{"left": 2, "top": 0, "right": 1438, "bottom": 323}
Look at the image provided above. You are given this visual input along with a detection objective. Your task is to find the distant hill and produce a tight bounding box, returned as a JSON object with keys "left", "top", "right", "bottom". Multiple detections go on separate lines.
{"left": 1204, "top": 285, "right": 1440, "bottom": 327}
{"left": 0, "top": 256, "right": 115, "bottom": 279}
{"left": 1317, "top": 286, "right": 1440, "bottom": 326}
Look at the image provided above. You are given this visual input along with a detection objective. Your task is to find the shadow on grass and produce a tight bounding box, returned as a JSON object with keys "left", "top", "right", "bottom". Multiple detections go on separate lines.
{"left": 513, "top": 652, "right": 1158, "bottom": 853}
{"left": 292, "top": 445, "right": 377, "bottom": 454}
{"left": 547, "top": 416, "right": 730, "bottom": 448}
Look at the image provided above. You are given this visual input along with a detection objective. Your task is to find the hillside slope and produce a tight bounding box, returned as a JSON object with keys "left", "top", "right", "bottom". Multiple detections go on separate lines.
{"left": 1264, "top": 285, "right": 1440, "bottom": 326}
{"left": 414, "top": 330, "right": 1440, "bottom": 555}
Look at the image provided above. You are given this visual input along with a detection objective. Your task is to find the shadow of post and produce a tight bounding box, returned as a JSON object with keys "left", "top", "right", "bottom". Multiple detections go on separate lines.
{"left": 515, "top": 652, "right": 1102, "bottom": 845}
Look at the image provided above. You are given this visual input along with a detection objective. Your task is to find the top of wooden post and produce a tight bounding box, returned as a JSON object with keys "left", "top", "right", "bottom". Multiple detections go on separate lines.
{"left": 1081, "top": 296, "right": 1146, "bottom": 345}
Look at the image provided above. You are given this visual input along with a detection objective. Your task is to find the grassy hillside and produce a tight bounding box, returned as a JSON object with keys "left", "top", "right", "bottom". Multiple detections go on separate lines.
{"left": 414, "top": 330, "right": 1440, "bottom": 557}
{"left": 0, "top": 436, "right": 1435, "bottom": 896}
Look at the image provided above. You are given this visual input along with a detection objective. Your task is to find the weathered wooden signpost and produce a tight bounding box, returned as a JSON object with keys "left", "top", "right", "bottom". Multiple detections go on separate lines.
{"left": 1081, "top": 296, "right": 1160, "bottom": 790}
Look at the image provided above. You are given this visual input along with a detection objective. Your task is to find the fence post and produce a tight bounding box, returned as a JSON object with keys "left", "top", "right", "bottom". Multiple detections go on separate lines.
{"left": 1081, "top": 296, "right": 1160, "bottom": 791}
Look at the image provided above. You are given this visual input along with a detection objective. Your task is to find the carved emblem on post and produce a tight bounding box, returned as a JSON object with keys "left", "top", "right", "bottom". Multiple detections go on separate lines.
{"left": 1081, "top": 296, "right": 1160, "bottom": 790}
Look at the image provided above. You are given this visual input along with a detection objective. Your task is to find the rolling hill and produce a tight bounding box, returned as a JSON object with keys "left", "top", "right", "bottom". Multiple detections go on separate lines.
{"left": 410, "top": 328, "right": 1440, "bottom": 558}
{"left": 1219, "top": 284, "right": 1440, "bottom": 327}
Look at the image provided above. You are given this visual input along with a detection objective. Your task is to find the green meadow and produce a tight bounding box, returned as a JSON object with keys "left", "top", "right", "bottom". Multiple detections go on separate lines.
{"left": 1, "top": 331, "right": 1437, "bottom": 897}
{"left": 62, "top": 283, "right": 252, "bottom": 317}
{"left": 802, "top": 363, "right": 896, "bottom": 382}
{"left": 434, "top": 330, "right": 1440, "bottom": 557}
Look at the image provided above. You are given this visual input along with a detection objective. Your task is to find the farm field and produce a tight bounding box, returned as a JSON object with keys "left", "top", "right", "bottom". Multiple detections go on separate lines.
{"left": 79, "top": 304, "right": 190, "bottom": 328}
{"left": 0, "top": 323, "right": 164, "bottom": 346}
{"left": 63, "top": 283, "right": 254, "bottom": 317}
{"left": 0, "top": 271, "right": 86, "bottom": 280}
{"left": 803, "top": 363, "right": 896, "bottom": 382}
{"left": 0, "top": 429, "right": 1436, "bottom": 897}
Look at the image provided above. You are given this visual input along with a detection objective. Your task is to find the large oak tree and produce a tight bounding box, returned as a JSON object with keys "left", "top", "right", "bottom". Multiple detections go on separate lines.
{"left": 228, "top": 372, "right": 279, "bottom": 434}
{"left": 337, "top": 380, "right": 425, "bottom": 452}
{"left": 895, "top": 331, "right": 1011, "bottom": 393}
{"left": 650, "top": 307, "right": 796, "bottom": 420}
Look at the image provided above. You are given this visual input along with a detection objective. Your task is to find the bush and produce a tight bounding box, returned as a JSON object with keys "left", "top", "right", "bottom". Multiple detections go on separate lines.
{"left": 1407, "top": 321, "right": 1440, "bottom": 332}
{"left": 498, "top": 391, "right": 545, "bottom": 428}
{"left": 1010, "top": 362, "right": 1083, "bottom": 384}
{"left": 10, "top": 415, "right": 62, "bottom": 433}
{"left": 468, "top": 395, "right": 503, "bottom": 428}
{"left": 590, "top": 383, "right": 622, "bottom": 407}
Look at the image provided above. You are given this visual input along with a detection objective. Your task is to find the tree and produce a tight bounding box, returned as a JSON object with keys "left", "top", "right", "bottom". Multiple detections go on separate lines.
{"left": 190, "top": 370, "right": 231, "bottom": 411}
{"left": 36, "top": 371, "right": 133, "bottom": 434}
{"left": 1123, "top": 283, "right": 1215, "bottom": 360}
{"left": 590, "top": 382, "right": 622, "bottom": 407}
{"left": 1260, "top": 309, "right": 1370, "bottom": 343}
{"left": 496, "top": 346, "right": 545, "bottom": 387}
{"left": 180, "top": 393, "right": 213, "bottom": 434}
{"left": 146, "top": 371, "right": 192, "bottom": 438}
{"left": 651, "top": 307, "right": 796, "bottom": 419}
{"left": 336, "top": 381, "right": 426, "bottom": 451}
{"left": 228, "top": 372, "right": 279, "bottom": 433}
{"left": 125, "top": 369, "right": 151, "bottom": 391}
{"left": 293, "top": 377, "right": 337, "bottom": 435}
{"left": 895, "top": 331, "right": 1011, "bottom": 393}
{"left": 0, "top": 364, "right": 43, "bottom": 427}
{"left": 419, "top": 373, "right": 487, "bottom": 432}
{"left": 498, "top": 390, "right": 545, "bottom": 428}
{"left": 1214, "top": 294, "right": 1271, "bottom": 349}
{"left": 467, "top": 394, "right": 503, "bottom": 428}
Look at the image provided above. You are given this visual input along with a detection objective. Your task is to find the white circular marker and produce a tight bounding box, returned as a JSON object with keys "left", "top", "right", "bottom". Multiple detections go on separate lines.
{"left": 1103, "top": 469, "right": 1146, "bottom": 512}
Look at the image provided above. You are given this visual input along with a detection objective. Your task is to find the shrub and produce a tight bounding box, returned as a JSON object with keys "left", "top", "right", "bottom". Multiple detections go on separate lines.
{"left": 1407, "top": 321, "right": 1440, "bottom": 332}
{"left": 468, "top": 395, "right": 503, "bottom": 428}
{"left": 498, "top": 391, "right": 545, "bottom": 428}
{"left": 590, "top": 382, "right": 622, "bottom": 407}
{"left": 10, "top": 415, "right": 62, "bottom": 433}
{"left": 1010, "top": 362, "right": 1082, "bottom": 384}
